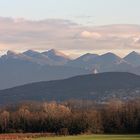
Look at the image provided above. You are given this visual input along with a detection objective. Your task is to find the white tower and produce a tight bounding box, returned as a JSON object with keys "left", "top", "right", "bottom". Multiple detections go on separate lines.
{"left": 93, "top": 69, "right": 98, "bottom": 74}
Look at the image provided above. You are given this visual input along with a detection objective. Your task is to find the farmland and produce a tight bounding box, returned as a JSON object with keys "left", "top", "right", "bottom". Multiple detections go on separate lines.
{"left": 34, "top": 135, "right": 140, "bottom": 140}
{"left": 0, "top": 134, "right": 140, "bottom": 140}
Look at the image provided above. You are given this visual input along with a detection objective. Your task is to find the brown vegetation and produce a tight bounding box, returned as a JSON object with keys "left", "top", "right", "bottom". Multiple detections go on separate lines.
{"left": 0, "top": 100, "right": 139, "bottom": 135}
{"left": 0, "top": 133, "right": 54, "bottom": 140}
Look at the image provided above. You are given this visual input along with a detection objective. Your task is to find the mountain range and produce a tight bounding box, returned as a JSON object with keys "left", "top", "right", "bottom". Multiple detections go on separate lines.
{"left": 1, "top": 49, "right": 140, "bottom": 89}
{"left": 0, "top": 72, "right": 140, "bottom": 105}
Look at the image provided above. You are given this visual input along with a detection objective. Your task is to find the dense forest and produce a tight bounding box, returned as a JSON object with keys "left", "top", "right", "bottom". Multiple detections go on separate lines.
{"left": 0, "top": 99, "right": 140, "bottom": 135}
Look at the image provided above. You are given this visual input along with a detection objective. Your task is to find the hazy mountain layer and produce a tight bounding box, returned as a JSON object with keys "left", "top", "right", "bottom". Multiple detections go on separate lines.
{"left": 1, "top": 49, "right": 140, "bottom": 89}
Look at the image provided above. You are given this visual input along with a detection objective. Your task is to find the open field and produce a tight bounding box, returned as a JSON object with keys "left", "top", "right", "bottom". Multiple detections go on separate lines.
{"left": 0, "top": 134, "right": 140, "bottom": 140}
{"left": 34, "top": 135, "right": 140, "bottom": 140}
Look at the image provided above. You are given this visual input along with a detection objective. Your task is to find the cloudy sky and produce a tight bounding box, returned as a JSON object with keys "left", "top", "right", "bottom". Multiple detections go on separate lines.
{"left": 0, "top": 0, "right": 140, "bottom": 57}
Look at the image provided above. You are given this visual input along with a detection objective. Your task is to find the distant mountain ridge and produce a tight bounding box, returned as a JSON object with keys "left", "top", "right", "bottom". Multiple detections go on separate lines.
{"left": 67, "top": 51, "right": 135, "bottom": 72}
{"left": 0, "top": 72, "right": 140, "bottom": 105}
{"left": 1, "top": 49, "right": 140, "bottom": 89}
{"left": 42, "top": 49, "right": 70, "bottom": 65}
{"left": 124, "top": 51, "right": 140, "bottom": 67}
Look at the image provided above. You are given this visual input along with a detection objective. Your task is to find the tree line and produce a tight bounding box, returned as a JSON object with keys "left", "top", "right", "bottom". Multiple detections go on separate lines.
{"left": 0, "top": 99, "right": 140, "bottom": 135}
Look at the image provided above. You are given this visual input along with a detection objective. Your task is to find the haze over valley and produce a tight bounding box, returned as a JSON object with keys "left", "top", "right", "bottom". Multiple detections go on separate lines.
{"left": 1, "top": 49, "right": 140, "bottom": 89}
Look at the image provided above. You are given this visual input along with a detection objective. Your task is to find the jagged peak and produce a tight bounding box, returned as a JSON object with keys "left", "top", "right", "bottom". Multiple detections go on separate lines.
{"left": 82, "top": 53, "right": 98, "bottom": 56}
{"left": 7, "top": 50, "right": 18, "bottom": 56}
{"left": 124, "top": 51, "right": 140, "bottom": 60}
{"left": 76, "top": 53, "right": 99, "bottom": 61}
{"left": 48, "top": 49, "right": 58, "bottom": 53}
{"left": 23, "top": 50, "right": 40, "bottom": 56}
{"left": 128, "top": 51, "right": 140, "bottom": 56}
{"left": 43, "top": 49, "right": 70, "bottom": 59}
{"left": 101, "top": 52, "right": 121, "bottom": 58}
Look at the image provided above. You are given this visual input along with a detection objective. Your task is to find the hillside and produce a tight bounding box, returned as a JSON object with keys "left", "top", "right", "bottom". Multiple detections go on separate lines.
{"left": 0, "top": 72, "right": 140, "bottom": 105}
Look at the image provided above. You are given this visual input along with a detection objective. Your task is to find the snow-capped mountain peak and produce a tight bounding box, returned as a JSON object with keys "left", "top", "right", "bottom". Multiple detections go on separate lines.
{"left": 7, "top": 50, "right": 18, "bottom": 56}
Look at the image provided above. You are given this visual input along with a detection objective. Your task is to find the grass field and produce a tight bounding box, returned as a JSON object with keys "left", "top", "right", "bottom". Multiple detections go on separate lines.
{"left": 34, "top": 135, "right": 140, "bottom": 140}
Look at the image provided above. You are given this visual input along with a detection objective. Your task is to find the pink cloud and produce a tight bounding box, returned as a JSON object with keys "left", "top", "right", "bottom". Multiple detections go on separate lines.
{"left": 0, "top": 17, "right": 140, "bottom": 56}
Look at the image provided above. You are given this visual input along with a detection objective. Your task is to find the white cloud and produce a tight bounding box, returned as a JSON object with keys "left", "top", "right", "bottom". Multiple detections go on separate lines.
{"left": 81, "top": 31, "right": 101, "bottom": 39}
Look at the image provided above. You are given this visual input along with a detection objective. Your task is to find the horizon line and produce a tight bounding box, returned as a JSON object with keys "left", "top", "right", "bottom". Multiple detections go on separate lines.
{"left": 1, "top": 49, "right": 140, "bottom": 59}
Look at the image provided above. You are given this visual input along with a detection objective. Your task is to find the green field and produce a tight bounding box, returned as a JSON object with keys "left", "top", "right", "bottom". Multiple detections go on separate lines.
{"left": 34, "top": 135, "right": 140, "bottom": 140}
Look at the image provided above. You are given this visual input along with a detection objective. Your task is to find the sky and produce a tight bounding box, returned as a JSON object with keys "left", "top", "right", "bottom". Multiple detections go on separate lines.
{"left": 0, "top": 0, "right": 140, "bottom": 25}
{"left": 0, "top": 0, "right": 140, "bottom": 57}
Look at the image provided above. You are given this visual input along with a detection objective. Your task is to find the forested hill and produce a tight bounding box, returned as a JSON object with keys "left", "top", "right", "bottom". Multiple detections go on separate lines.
{"left": 0, "top": 72, "right": 140, "bottom": 105}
